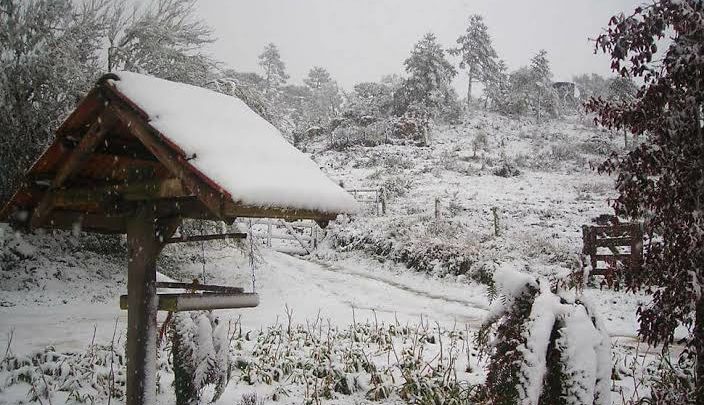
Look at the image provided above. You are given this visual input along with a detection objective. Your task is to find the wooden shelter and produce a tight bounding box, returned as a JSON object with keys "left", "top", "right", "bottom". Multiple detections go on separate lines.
{"left": 0, "top": 72, "right": 356, "bottom": 404}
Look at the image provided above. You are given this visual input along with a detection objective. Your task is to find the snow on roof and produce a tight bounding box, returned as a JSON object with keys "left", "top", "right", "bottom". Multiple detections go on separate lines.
{"left": 110, "top": 71, "right": 357, "bottom": 214}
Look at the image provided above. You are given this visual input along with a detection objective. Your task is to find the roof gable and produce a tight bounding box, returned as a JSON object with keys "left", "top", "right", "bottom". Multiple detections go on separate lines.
{"left": 0, "top": 72, "right": 356, "bottom": 233}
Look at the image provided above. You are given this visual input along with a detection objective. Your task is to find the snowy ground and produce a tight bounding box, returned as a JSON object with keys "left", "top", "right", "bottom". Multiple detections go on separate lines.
{"left": 0, "top": 113, "right": 680, "bottom": 404}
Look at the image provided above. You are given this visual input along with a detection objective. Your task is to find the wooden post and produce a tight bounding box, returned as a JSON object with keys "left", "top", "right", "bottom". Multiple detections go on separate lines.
{"left": 313, "top": 225, "right": 318, "bottom": 249}
{"left": 380, "top": 188, "right": 386, "bottom": 216}
{"left": 435, "top": 198, "right": 440, "bottom": 220}
{"left": 267, "top": 220, "right": 272, "bottom": 248}
{"left": 582, "top": 225, "right": 597, "bottom": 271}
{"left": 126, "top": 205, "right": 160, "bottom": 405}
{"left": 491, "top": 207, "right": 500, "bottom": 237}
{"left": 630, "top": 223, "right": 643, "bottom": 272}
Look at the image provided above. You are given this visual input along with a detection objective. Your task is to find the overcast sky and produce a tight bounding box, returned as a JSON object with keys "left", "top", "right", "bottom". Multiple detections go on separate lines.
{"left": 196, "top": 0, "right": 642, "bottom": 93}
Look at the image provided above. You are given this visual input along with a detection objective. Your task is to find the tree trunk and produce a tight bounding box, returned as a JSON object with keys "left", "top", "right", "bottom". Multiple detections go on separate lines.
{"left": 466, "top": 66, "right": 473, "bottom": 108}
{"left": 696, "top": 292, "right": 704, "bottom": 404}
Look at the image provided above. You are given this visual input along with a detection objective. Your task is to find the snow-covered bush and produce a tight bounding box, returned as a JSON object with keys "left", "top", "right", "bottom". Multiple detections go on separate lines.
{"left": 476, "top": 267, "right": 612, "bottom": 404}
{"left": 170, "top": 311, "right": 231, "bottom": 404}
{"left": 493, "top": 159, "right": 521, "bottom": 177}
{"left": 0, "top": 344, "right": 126, "bottom": 403}
{"left": 330, "top": 217, "right": 483, "bottom": 280}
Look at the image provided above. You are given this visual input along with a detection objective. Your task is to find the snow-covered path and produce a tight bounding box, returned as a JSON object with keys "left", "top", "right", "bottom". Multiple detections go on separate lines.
{"left": 243, "top": 252, "right": 489, "bottom": 329}
{"left": 0, "top": 251, "right": 490, "bottom": 353}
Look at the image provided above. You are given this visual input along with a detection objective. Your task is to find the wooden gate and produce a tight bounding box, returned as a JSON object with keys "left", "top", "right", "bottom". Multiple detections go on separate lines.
{"left": 582, "top": 222, "right": 643, "bottom": 279}
{"left": 347, "top": 188, "right": 386, "bottom": 215}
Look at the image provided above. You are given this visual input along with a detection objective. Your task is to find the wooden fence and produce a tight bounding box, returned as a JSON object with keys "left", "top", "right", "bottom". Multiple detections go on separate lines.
{"left": 582, "top": 222, "right": 643, "bottom": 279}
{"left": 347, "top": 188, "right": 386, "bottom": 215}
{"left": 236, "top": 218, "right": 320, "bottom": 254}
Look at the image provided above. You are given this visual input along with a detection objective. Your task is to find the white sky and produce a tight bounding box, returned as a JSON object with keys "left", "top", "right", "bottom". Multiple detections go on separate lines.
{"left": 196, "top": 0, "right": 642, "bottom": 93}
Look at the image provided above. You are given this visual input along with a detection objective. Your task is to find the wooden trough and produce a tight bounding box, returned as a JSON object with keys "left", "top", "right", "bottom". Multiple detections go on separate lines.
{"left": 120, "top": 281, "right": 259, "bottom": 312}
{"left": 0, "top": 72, "right": 356, "bottom": 405}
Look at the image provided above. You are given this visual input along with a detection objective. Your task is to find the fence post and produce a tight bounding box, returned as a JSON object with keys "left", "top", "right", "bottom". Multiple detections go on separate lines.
{"left": 267, "top": 220, "right": 272, "bottom": 248}
{"left": 630, "top": 223, "right": 643, "bottom": 272}
{"left": 491, "top": 207, "right": 500, "bottom": 236}
{"left": 380, "top": 188, "right": 386, "bottom": 215}
{"left": 375, "top": 190, "right": 379, "bottom": 216}
{"left": 435, "top": 198, "right": 440, "bottom": 220}
{"left": 582, "top": 225, "right": 597, "bottom": 271}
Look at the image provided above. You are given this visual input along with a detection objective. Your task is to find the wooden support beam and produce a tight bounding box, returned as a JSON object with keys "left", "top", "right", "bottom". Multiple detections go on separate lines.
{"left": 119, "top": 292, "right": 259, "bottom": 312}
{"left": 223, "top": 203, "right": 338, "bottom": 222}
{"left": 44, "top": 210, "right": 126, "bottom": 234}
{"left": 125, "top": 205, "right": 159, "bottom": 405}
{"left": 30, "top": 113, "right": 115, "bottom": 229}
{"left": 48, "top": 178, "right": 189, "bottom": 208}
{"left": 164, "top": 232, "right": 247, "bottom": 244}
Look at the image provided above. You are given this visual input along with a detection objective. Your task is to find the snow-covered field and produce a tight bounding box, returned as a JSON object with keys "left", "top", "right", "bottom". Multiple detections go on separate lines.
{"left": 0, "top": 114, "right": 674, "bottom": 404}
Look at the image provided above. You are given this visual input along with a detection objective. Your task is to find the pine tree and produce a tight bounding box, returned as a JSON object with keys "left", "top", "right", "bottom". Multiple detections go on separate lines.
{"left": 449, "top": 15, "right": 498, "bottom": 107}
{"left": 302, "top": 66, "right": 342, "bottom": 128}
{"left": 530, "top": 49, "right": 556, "bottom": 123}
{"left": 402, "top": 32, "right": 457, "bottom": 114}
{"left": 484, "top": 59, "right": 509, "bottom": 110}
{"left": 586, "top": 1, "right": 704, "bottom": 401}
{"left": 303, "top": 66, "right": 332, "bottom": 90}
{"left": 258, "top": 42, "right": 289, "bottom": 100}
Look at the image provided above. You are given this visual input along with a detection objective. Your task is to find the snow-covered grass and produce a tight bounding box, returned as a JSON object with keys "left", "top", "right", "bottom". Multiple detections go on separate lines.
{"left": 313, "top": 113, "right": 621, "bottom": 284}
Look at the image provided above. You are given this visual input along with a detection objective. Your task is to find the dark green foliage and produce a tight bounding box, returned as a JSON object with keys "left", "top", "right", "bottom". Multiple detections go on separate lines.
{"left": 586, "top": 1, "right": 704, "bottom": 401}
{"left": 475, "top": 283, "right": 538, "bottom": 404}
{"left": 172, "top": 315, "right": 198, "bottom": 405}
{"left": 540, "top": 322, "right": 567, "bottom": 405}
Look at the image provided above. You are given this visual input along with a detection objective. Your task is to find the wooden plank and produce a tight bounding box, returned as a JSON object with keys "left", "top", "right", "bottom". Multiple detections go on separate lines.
{"left": 591, "top": 224, "right": 637, "bottom": 236}
{"left": 44, "top": 210, "right": 126, "bottom": 234}
{"left": 595, "top": 254, "right": 631, "bottom": 261}
{"left": 119, "top": 293, "right": 259, "bottom": 311}
{"left": 30, "top": 112, "right": 115, "bottom": 230}
{"left": 41, "top": 179, "right": 190, "bottom": 213}
{"left": 155, "top": 282, "right": 244, "bottom": 293}
{"left": 223, "top": 202, "right": 338, "bottom": 222}
{"left": 164, "top": 232, "right": 247, "bottom": 244}
{"left": 594, "top": 237, "right": 632, "bottom": 248}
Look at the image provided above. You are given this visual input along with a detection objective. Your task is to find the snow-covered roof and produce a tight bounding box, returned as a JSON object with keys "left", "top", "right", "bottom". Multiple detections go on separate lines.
{"left": 110, "top": 71, "right": 357, "bottom": 214}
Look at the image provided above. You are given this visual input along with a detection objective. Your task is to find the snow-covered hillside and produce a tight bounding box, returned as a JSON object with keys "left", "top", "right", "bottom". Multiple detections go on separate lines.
{"left": 0, "top": 114, "right": 673, "bottom": 404}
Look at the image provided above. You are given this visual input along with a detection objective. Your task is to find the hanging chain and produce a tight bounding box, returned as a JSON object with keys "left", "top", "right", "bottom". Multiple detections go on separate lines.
{"left": 199, "top": 221, "right": 206, "bottom": 284}
{"left": 249, "top": 219, "right": 256, "bottom": 292}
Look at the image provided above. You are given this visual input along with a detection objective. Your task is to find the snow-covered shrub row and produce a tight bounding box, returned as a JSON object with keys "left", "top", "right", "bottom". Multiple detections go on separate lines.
{"left": 476, "top": 267, "right": 612, "bottom": 404}
{"left": 329, "top": 217, "right": 487, "bottom": 281}
{"left": 0, "top": 344, "right": 126, "bottom": 403}
{"left": 231, "top": 317, "right": 479, "bottom": 403}
{"left": 612, "top": 350, "right": 696, "bottom": 403}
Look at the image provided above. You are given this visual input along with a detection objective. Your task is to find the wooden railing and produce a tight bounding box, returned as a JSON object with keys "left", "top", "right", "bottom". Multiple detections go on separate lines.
{"left": 347, "top": 188, "right": 386, "bottom": 215}
{"left": 236, "top": 218, "right": 319, "bottom": 254}
{"left": 582, "top": 222, "right": 643, "bottom": 279}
